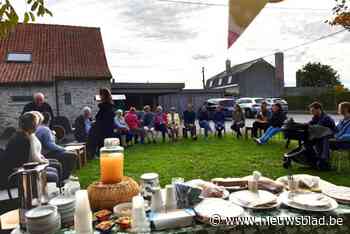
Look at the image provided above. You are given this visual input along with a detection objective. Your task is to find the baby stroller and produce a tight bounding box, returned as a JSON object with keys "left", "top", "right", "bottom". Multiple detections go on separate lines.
{"left": 282, "top": 119, "right": 333, "bottom": 170}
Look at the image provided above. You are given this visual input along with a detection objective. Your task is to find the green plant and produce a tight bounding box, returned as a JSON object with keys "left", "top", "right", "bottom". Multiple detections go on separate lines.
{"left": 0, "top": 0, "right": 52, "bottom": 38}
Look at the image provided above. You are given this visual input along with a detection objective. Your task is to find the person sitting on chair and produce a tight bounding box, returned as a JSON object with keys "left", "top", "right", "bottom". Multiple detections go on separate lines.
{"left": 308, "top": 102, "right": 336, "bottom": 170}
{"left": 231, "top": 104, "right": 245, "bottom": 139}
{"left": 22, "top": 92, "right": 54, "bottom": 121}
{"left": 0, "top": 113, "right": 59, "bottom": 188}
{"left": 142, "top": 105, "right": 156, "bottom": 144}
{"left": 125, "top": 107, "right": 145, "bottom": 144}
{"left": 214, "top": 105, "right": 225, "bottom": 138}
{"left": 167, "top": 107, "right": 181, "bottom": 142}
{"left": 114, "top": 109, "right": 132, "bottom": 147}
{"left": 154, "top": 106, "right": 168, "bottom": 143}
{"left": 330, "top": 102, "right": 350, "bottom": 150}
{"left": 183, "top": 104, "right": 197, "bottom": 140}
{"left": 252, "top": 101, "right": 271, "bottom": 138}
{"left": 74, "top": 107, "right": 93, "bottom": 143}
{"left": 198, "top": 105, "right": 212, "bottom": 139}
{"left": 36, "top": 112, "right": 76, "bottom": 180}
{"left": 255, "top": 103, "right": 286, "bottom": 145}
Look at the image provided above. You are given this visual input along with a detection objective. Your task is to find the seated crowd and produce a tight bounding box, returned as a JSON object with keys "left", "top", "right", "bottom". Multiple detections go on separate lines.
{"left": 1, "top": 89, "right": 350, "bottom": 191}
{"left": 0, "top": 92, "right": 77, "bottom": 189}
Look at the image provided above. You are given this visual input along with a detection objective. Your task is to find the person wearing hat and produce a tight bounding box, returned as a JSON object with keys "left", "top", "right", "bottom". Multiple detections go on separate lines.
{"left": 255, "top": 103, "right": 286, "bottom": 145}
{"left": 142, "top": 105, "right": 156, "bottom": 144}
{"left": 167, "top": 107, "right": 181, "bottom": 142}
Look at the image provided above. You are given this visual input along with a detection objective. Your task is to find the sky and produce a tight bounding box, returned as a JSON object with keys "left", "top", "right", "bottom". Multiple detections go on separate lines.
{"left": 14, "top": 0, "right": 350, "bottom": 88}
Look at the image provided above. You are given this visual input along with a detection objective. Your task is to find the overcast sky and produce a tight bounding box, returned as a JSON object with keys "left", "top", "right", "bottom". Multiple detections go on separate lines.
{"left": 22, "top": 0, "right": 350, "bottom": 88}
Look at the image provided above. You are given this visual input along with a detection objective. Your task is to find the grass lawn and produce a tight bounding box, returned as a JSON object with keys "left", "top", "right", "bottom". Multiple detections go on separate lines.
{"left": 76, "top": 135, "right": 350, "bottom": 188}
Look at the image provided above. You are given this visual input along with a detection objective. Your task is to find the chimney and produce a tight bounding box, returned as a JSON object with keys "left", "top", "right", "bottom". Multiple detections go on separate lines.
{"left": 225, "top": 59, "right": 231, "bottom": 73}
{"left": 275, "top": 52, "right": 284, "bottom": 96}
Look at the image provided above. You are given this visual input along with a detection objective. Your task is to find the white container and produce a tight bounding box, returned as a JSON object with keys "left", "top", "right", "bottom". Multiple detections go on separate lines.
{"left": 131, "top": 195, "right": 150, "bottom": 233}
{"left": 151, "top": 187, "right": 164, "bottom": 213}
{"left": 164, "top": 185, "right": 177, "bottom": 212}
{"left": 74, "top": 190, "right": 92, "bottom": 234}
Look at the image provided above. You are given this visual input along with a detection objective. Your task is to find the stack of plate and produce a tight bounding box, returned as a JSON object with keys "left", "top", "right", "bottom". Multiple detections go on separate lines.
{"left": 49, "top": 196, "right": 75, "bottom": 227}
{"left": 25, "top": 205, "right": 61, "bottom": 234}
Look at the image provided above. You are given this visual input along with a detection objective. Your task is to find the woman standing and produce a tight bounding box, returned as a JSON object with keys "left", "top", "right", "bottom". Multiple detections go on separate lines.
{"left": 231, "top": 104, "right": 245, "bottom": 139}
{"left": 95, "top": 88, "right": 116, "bottom": 149}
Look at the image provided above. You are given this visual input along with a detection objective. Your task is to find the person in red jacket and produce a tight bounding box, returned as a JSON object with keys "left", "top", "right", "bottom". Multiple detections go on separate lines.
{"left": 125, "top": 107, "right": 145, "bottom": 144}
{"left": 154, "top": 106, "right": 168, "bottom": 143}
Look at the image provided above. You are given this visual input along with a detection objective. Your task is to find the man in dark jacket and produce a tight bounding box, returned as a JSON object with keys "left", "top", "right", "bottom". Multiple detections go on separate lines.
{"left": 308, "top": 102, "right": 336, "bottom": 170}
{"left": 256, "top": 103, "right": 286, "bottom": 144}
{"left": 22, "top": 93, "right": 54, "bottom": 120}
{"left": 309, "top": 102, "right": 336, "bottom": 133}
{"left": 183, "top": 104, "right": 197, "bottom": 140}
{"left": 74, "top": 107, "right": 93, "bottom": 142}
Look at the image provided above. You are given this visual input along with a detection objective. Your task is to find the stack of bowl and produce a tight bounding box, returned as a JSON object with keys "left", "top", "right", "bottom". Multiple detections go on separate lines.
{"left": 25, "top": 205, "right": 61, "bottom": 234}
{"left": 49, "top": 196, "right": 75, "bottom": 227}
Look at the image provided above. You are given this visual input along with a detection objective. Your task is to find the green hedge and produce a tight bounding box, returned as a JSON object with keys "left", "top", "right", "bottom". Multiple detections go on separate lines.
{"left": 284, "top": 91, "right": 350, "bottom": 111}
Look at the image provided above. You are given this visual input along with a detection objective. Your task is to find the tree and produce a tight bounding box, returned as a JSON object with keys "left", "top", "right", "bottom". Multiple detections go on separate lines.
{"left": 0, "top": 0, "right": 52, "bottom": 38}
{"left": 296, "top": 62, "right": 342, "bottom": 88}
{"left": 328, "top": 0, "right": 350, "bottom": 29}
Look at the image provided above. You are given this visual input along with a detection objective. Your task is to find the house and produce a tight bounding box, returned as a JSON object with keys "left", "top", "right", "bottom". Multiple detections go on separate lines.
{"left": 206, "top": 53, "right": 284, "bottom": 98}
{"left": 0, "top": 23, "right": 112, "bottom": 133}
{"left": 111, "top": 82, "right": 223, "bottom": 112}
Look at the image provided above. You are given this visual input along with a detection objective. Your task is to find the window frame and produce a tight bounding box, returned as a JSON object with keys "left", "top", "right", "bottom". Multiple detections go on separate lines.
{"left": 64, "top": 92, "right": 72, "bottom": 105}
{"left": 6, "top": 52, "right": 32, "bottom": 63}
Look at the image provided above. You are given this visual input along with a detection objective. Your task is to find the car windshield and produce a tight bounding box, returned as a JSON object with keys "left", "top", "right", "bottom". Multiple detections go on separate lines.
{"left": 220, "top": 100, "right": 235, "bottom": 107}
{"left": 254, "top": 99, "right": 265, "bottom": 104}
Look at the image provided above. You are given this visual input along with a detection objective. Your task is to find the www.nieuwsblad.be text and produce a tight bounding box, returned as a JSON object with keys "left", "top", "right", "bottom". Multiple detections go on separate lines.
{"left": 209, "top": 214, "right": 344, "bottom": 227}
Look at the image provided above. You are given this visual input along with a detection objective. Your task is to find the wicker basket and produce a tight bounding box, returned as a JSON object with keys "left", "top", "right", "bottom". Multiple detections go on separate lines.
{"left": 87, "top": 177, "right": 140, "bottom": 210}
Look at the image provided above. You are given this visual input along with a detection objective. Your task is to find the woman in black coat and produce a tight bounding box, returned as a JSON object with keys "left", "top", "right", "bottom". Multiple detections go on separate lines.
{"left": 95, "top": 88, "right": 117, "bottom": 150}
{"left": 255, "top": 103, "right": 286, "bottom": 145}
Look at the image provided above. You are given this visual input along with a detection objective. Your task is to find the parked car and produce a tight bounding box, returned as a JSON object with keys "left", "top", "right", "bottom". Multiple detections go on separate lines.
{"left": 265, "top": 98, "right": 289, "bottom": 113}
{"left": 236, "top": 97, "right": 266, "bottom": 118}
{"left": 203, "top": 98, "right": 236, "bottom": 119}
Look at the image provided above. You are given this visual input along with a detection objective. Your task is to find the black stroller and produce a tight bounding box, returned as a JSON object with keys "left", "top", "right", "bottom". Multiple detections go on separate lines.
{"left": 282, "top": 119, "right": 333, "bottom": 170}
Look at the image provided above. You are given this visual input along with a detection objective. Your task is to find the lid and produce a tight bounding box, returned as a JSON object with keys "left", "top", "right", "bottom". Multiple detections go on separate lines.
{"left": 104, "top": 138, "right": 120, "bottom": 147}
{"left": 141, "top": 173, "right": 159, "bottom": 181}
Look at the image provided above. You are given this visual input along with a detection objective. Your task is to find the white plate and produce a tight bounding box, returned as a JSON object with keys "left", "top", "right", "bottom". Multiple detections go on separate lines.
{"left": 49, "top": 196, "right": 75, "bottom": 207}
{"left": 279, "top": 191, "right": 338, "bottom": 212}
{"left": 322, "top": 186, "right": 350, "bottom": 204}
{"left": 113, "top": 202, "right": 132, "bottom": 217}
{"left": 25, "top": 206, "right": 57, "bottom": 220}
{"left": 229, "top": 190, "right": 281, "bottom": 210}
{"left": 194, "top": 198, "right": 244, "bottom": 223}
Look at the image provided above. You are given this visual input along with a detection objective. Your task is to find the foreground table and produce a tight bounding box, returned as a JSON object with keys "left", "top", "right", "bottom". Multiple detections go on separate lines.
{"left": 57, "top": 204, "right": 350, "bottom": 234}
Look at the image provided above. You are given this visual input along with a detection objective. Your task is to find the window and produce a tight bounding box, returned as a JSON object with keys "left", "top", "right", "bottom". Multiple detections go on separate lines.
{"left": 228, "top": 76, "right": 232, "bottom": 84}
{"left": 11, "top": 96, "right": 33, "bottom": 103}
{"left": 218, "top": 78, "right": 223, "bottom": 86}
{"left": 64, "top": 92, "right": 72, "bottom": 105}
{"left": 209, "top": 80, "right": 213, "bottom": 87}
{"left": 6, "top": 52, "right": 32, "bottom": 63}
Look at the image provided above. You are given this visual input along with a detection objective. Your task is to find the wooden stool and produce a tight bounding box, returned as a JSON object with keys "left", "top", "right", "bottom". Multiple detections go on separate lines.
{"left": 65, "top": 144, "right": 87, "bottom": 169}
